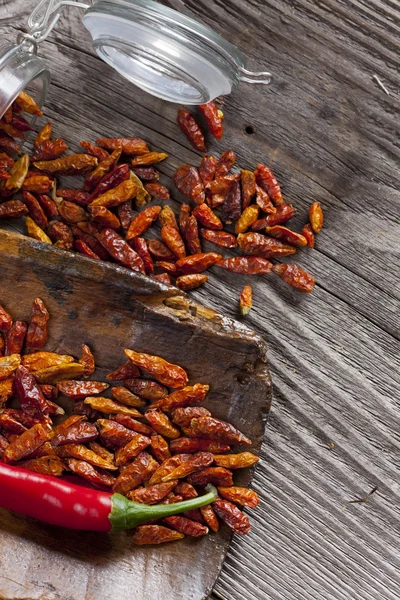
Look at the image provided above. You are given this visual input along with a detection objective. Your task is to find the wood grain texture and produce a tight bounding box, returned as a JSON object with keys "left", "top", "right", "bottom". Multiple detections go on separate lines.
{"left": 0, "top": 0, "right": 399, "bottom": 599}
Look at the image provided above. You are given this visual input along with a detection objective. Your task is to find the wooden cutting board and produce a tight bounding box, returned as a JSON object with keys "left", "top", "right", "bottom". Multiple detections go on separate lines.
{"left": 0, "top": 229, "right": 271, "bottom": 600}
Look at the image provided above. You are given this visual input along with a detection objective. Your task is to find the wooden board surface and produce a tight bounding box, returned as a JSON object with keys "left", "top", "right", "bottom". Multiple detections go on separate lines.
{"left": 0, "top": 230, "right": 271, "bottom": 600}
{"left": 0, "top": 0, "right": 399, "bottom": 599}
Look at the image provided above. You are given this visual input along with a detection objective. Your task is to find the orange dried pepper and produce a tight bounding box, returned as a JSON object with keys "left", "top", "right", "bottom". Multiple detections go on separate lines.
{"left": 126, "top": 205, "right": 161, "bottom": 240}
{"left": 34, "top": 154, "right": 98, "bottom": 176}
{"left": 271, "top": 263, "right": 315, "bottom": 293}
{"left": 83, "top": 396, "right": 142, "bottom": 417}
{"left": 176, "top": 252, "right": 222, "bottom": 274}
{"left": 309, "top": 201, "right": 324, "bottom": 232}
{"left": 152, "top": 383, "right": 209, "bottom": 411}
{"left": 239, "top": 284, "right": 253, "bottom": 316}
{"left": 124, "top": 349, "right": 188, "bottom": 389}
{"left": 266, "top": 225, "right": 308, "bottom": 247}
{"left": 218, "top": 486, "right": 260, "bottom": 508}
{"left": 176, "top": 274, "right": 208, "bottom": 291}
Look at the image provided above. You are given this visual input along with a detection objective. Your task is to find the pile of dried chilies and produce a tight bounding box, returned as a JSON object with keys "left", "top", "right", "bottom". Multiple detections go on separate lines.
{"left": 0, "top": 298, "right": 260, "bottom": 544}
{"left": 0, "top": 93, "right": 324, "bottom": 313}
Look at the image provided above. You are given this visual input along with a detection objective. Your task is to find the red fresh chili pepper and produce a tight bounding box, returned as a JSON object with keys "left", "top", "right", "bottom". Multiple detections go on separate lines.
{"left": 0, "top": 463, "right": 217, "bottom": 532}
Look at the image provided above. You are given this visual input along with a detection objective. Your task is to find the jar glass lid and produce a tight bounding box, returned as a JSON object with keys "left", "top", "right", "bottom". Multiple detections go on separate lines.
{"left": 83, "top": 0, "right": 270, "bottom": 104}
{"left": 0, "top": 0, "right": 271, "bottom": 119}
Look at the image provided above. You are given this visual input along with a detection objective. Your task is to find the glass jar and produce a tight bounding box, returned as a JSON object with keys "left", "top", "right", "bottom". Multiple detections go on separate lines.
{"left": 0, "top": 0, "right": 271, "bottom": 118}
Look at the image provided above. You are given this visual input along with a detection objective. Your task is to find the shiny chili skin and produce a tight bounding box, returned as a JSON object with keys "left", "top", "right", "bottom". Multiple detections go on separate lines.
{"left": 0, "top": 462, "right": 112, "bottom": 531}
{"left": 0, "top": 463, "right": 217, "bottom": 532}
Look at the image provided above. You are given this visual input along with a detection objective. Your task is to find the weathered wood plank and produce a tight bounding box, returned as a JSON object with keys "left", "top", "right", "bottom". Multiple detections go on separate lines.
{"left": 0, "top": 0, "right": 399, "bottom": 599}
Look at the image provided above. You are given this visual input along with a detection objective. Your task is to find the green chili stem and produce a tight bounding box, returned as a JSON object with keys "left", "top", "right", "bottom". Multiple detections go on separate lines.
{"left": 109, "top": 484, "right": 218, "bottom": 532}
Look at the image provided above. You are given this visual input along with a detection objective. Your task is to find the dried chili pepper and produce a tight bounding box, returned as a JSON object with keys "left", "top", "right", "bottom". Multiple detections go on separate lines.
{"left": 115, "top": 434, "right": 151, "bottom": 466}
{"left": 198, "top": 102, "right": 223, "bottom": 140}
{"left": 34, "top": 123, "right": 52, "bottom": 147}
{"left": 150, "top": 435, "right": 171, "bottom": 463}
{"left": 110, "top": 415, "right": 154, "bottom": 437}
{"left": 111, "top": 386, "right": 146, "bottom": 408}
{"left": 215, "top": 149, "right": 236, "bottom": 178}
{"left": 56, "top": 380, "right": 109, "bottom": 399}
{"left": 255, "top": 184, "right": 275, "bottom": 214}
{"left": 154, "top": 273, "right": 171, "bottom": 285}
{"left": 88, "top": 442, "right": 114, "bottom": 463}
{"left": 0, "top": 133, "right": 20, "bottom": 154}
{"left": 132, "top": 525, "right": 184, "bottom": 544}
{"left": 0, "top": 119, "right": 25, "bottom": 139}
{"left": 124, "top": 378, "right": 168, "bottom": 400}
{"left": 98, "top": 419, "right": 137, "bottom": 449}
{"left": 74, "top": 239, "right": 100, "bottom": 259}
{"left": 39, "top": 384, "right": 59, "bottom": 401}
{"left": 124, "top": 349, "right": 188, "bottom": 388}
{"left": 131, "top": 166, "right": 159, "bottom": 182}
{"left": 96, "top": 228, "right": 145, "bottom": 272}
{"left": 128, "top": 480, "right": 176, "bottom": 504}
{"left": 131, "top": 151, "right": 168, "bottom": 167}
{"left": 200, "top": 504, "right": 219, "bottom": 532}
{"left": 125, "top": 205, "right": 161, "bottom": 240}
{"left": 145, "top": 408, "right": 181, "bottom": 439}
{"left": 72, "top": 225, "right": 110, "bottom": 260}
{"left": 187, "top": 467, "right": 233, "bottom": 487}
{"left": 96, "top": 137, "right": 149, "bottom": 156}
{"left": 159, "top": 205, "right": 178, "bottom": 229}
{"left": 240, "top": 169, "right": 256, "bottom": 209}
{"left": 271, "top": 263, "right": 315, "bottom": 292}
{"left": 254, "top": 163, "right": 283, "bottom": 205}
{"left": 309, "top": 201, "right": 324, "bottom": 232}
{"left": 32, "top": 139, "right": 68, "bottom": 162}
{"left": 199, "top": 154, "right": 218, "bottom": 185}
{"left": 84, "top": 396, "right": 142, "bottom": 418}
{"left": 161, "top": 225, "right": 186, "bottom": 259}
{"left": 14, "top": 91, "right": 43, "bottom": 116}
{"left": 170, "top": 437, "right": 229, "bottom": 454}
{"left": 302, "top": 223, "right": 315, "bottom": 248}
{"left": 79, "top": 141, "right": 109, "bottom": 162}
{"left": 52, "top": 421, "right": 98, "bottom": 447}
{"left": 266, "top": 225, "right": 308, "bottom": 247}
{"left": 129, "top": 171, "right": 150, "bottom": 207}
{"left": 19, "top": 456, "right": 64, "bottom": 477}
{"left": 26, "top": 298, "right": 49, "bottom": 352}
{"left": 113, "top": 452, "right": 158, "bottom": 494}
{"left": 214, "top": 452, "right": 259, "bottom": 469}
{"left": 221, "top": 180, "right": 242, "bottom": 224}
{"left": 22, "top": 191, "right": 48, "bottom": 230}
{"left": 161, "top": 452, "right": 214, "bottom": 482}
{"left": 57, "top": 444, "right": 117, "bottom": 470}
{"left": 171, "top": 406, "right": 211, "bottom": 427}
{"left": 193, "top": 203, "right": 223, "bottom": 230}
{"left": 4, "top": 154, "right": 29, "bottom": 194}
{"left": 152, "top": 383, "right": 209, "bottom": 411}
{"left": 206, "top": 174, "right": 239, "bottom": 196}
{"left": 200, "top": 229, "right": 237, "bottom": 249}
{"left": 10, "top": 114, "right": 33, "bottom": 133}
{"left": 190, "top": 416, "right": 252, "bottom": 445}
{"left": 90, "top": 206, "right": 121, "bottom": 230}
{"left": 22, "top": 175, "right": 53, "bottom": 194}
{"left": 48, "top": 221, "right": 74, "bottom": 250}
{"left": 173, "top": 165, "right": 205, "bottom": 204}
{"left": 184, "top": 215, "right": 202, "bottom": 254}
{"left": 144, "top": 182, "right": 170, "bottom": 200}
{"left": 218, "top": 486, "right": 260, "bottom": 508}
{"left": 33, "top": 362, "right": 85, "bottom": 384}
{"left": 179, "top": 202, "right": 191, "bottom": 235}
{"left": 176, "top": 274, "right": 208, "bottom": 291}
{"left": 21, "top": 351, "right": 74, "bottom": 373}
{"left": 164, "top": 515, "right": 208, "bottom": 537}
{"left": 2, "top": 424, "right": 52, "bottom": 464}
{"left": 58, "top": 201, "right": 87, "bottom": 224}
{"left": 86, "top": 164, "right": 129, "bottom": 203}
{"left": 148, "top": 239, "right": 176, "bottom": 261}
{"left": 57, "top": 189, "right": 91, "bottom": 206}
{"left": 174, "top": 481, "right": 197, "bottom": 499}
{"left": 176, "top": 252, "right": 222, "bottom": 274}
{"left": 106, "top": 361, "right": 140, "bottom": 381}
{"left": 0, "top": 200, "right": 28, "bottom": 219}
{"left": 5, "top": 321, "right": 27, "bottom": 355}
{"left": 84, "top": 149, "right": 122, "bottom": 192}
{"left": 129, "top": 237, "right": 154, "bottom": 275}
{"left": 37, "top": 194, "right": 59, "bottom": 219}
{"left": 0, "top": 462, "right": 217, "bottom": 530}
{"left": 149, "top": 455, "right": 189, "bottom": 485}
{"left": 34, "top": 154, "right": 98, "bottom": 176}
{"left": 0, "top": 152, "right": 14, "bottom": 170}
{"left": 14, "top": 365, "right": 50, "bottom": 417}
{"left": 0, "top": 354, "right": 21, "bottom": 380}
{"left": 177, "top": 108, "right": 206, "bottom": 152}
{"left": 213, "top": 498, "right": 250, "bottom": 534}
{"left": 89, "top": 179, "right": 136, "bottom": 209}
{"left": 26, "top": 217, "right": 52, "bottom": 244}
{"left": 237, "top": 232, "right": 296, "bottom": 258}
{"left": 66, "top": 458, "right": 115, "bottom": 488}
{"left": 0, "top": 378, "right": 14, "bottom": 403}
{"left": 240, "top": 285, "right": 253, "bottom": 316}
{"left": 251, "top": 202, "right": 296, "bottom": 230}
{"left": 116, "top": 200, "right": 133, "bottom": 231}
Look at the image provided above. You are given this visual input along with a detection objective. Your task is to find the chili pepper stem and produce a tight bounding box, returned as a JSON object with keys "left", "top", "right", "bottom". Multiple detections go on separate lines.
{"left": 109, "top": 484, "right": 218, "bottom": 532}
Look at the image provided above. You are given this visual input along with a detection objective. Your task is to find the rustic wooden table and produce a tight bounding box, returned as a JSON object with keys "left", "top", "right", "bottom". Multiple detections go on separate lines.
{"left": 1, "top": 0, "right": 400, "bottom": 599}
